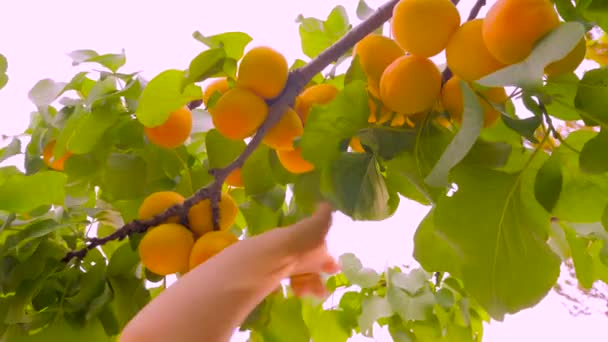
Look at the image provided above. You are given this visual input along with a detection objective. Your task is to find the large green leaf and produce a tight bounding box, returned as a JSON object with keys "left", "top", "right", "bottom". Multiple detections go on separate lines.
{"left": 68, "top": 49, "right": 126, "bottom": 73}
{"left": 300, "top": 81, "right": 369, "bottom": 168}
{"left": 184, "top": 48, "right": 227, "bottom": 86}
{"left": 205, "top": 129, "right": 246, "bottom": 169}
{"left": 301, "top": 301, "right": 350, "bottom": 342}
{"left": 413, "top": 209, "right": 462, "bottom": 278}
{"left": 433, "top": 164, "right": 560, "bottom": 320}
{"left": 28, "top": 79, "right": 67, "bottom": 109}
{"left": 135, "top": 69, "right": 202, "bottom": 127}
{"left": 579, "top": 128, "right": 608, "bottom": 174}
{"left": 242, "top": 145, "right": 276, "bottom": 196}
{"left": 65, "top": 108, "right": 120, "bottom": 154}
{"left": 574, "top": 67, "right": 608, "bottom": 126}
{"left": 543, "top": 73, "right": 581, "bottom": 121}
{"left": 321, "top": 153, "right": 391, "bottom": 221}
{"left": 256, "top": 294, "right": 310, "bottom": 342}
{"left": 339, "top": 253, "right": 381, "bottom": 288}
{"left": 192, "top": 31, "right": 252, "bottom": 60}
{"left": 100, "top": 153, "right": 147, "bottom": 200}
{"left": 296, "top": 5, "right": 351, "bottom": 59}
{"left": 0, "top": 171, "right": 67, "bottom": 212}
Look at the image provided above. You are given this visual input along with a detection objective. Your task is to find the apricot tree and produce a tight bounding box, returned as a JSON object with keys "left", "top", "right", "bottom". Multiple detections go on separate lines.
{"left": 1, "top": 0, "right": 608, "bottom": 340}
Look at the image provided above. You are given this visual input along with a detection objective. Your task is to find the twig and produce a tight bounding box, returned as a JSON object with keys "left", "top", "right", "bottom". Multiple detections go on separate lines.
{"left": 62, "top": 0, "right": 400, "bottom": 263}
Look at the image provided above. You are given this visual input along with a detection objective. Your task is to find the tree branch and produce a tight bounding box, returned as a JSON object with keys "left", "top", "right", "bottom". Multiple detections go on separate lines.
{"left": 62, "top": 0, "right": 400, "bottom": 263}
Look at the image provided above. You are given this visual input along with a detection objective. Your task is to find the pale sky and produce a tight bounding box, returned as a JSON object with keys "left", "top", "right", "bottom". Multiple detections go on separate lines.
{"left": 0, "top": 0, "right": 606, "bottom": 341}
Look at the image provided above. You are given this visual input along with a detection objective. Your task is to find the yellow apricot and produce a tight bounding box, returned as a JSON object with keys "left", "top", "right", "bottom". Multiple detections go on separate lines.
{"left": 350, "top": 136, "right": 365, "bottom": 153}
{"left": 138, "top": 191, "right": 185, "bottom": 223}
{"left": 391, "top": 0, "right": 461, "bottom": 57}
{"left": 294, "top": 83, "right": 339, "bottom": 124}
{"left": 545, "top": 37, "right": 586, "bottom": 76}
{"left": 42, "top": 140, "right": 72, "bottom": 171}
{"left": 188, "top": 192, "right": 239, "bottom": 236}
{"left": 482, "top": 0, "right": 560, "bottom": 64}
{"left": 353, "top": 34, "right": 404, "bottom": 96}
{"left": 189, "top": 230, "right": 239, "bottom": 270}
{"left": 210, "top": 87, "right": 269, "bottom": 140}
{"left": 379, "top": 55, "right": 442, "bottom": 114}
{"left": 144, "top": 106, "right": 193, "bottom": 149}
{"left": 225, "top": 168, "right": 244, "bottom": 188}
{"left": 263, "top": 107, "right": 304, "bottom": 151}
{"left": 446, "top": 19, "right": 507, "bottom": 81}
{"left": 203, "top": 77, "right": 230, "bottom": 108}
{"left": 138, "top": 223, "right": 194, "bottom": 275}
{"left": 276, "top": 147, "right": 314, "bottom": 174}
{"left": 441, "top": 76, "right": 506, "bottom": 128}
{"left": 237, "top": 46, "right": 288, "bottom": 99}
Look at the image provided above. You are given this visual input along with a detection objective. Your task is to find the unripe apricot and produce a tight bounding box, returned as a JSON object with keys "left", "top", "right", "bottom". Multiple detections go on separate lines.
{"left": 353, "top": 35, "right": 404, "bottom": 96}
{"left": 391, "top": 0, "right": 461, "bottom": 57}
{"left": 144, "top": 106, "right": 193, "bottom": 149}
{"left": 138, "top": 191, "right": 185, "bottom": 223}
{"left": 210, "top": 87, "right": 268, "bottom": 140}
{"left": 237, "top": 46, "right": 288, "bottom": 99}
{"left": 446, "top": 19, "right": 507, "bottom": 81}
{"left": 42, "top": 140, "right": 72, "bottom": 171}
{"left": 203, "top": 77, "right": 230, "bottom": 108}
{"left": 276, "top": 147, "right": 314, "bottom": 174}
{"left": 263, "top": 107, "right": 304, "bottom": 151}
{"left": 189, "top": 230, "right": 239, "bottom": 270}
{"left": 379, "top": 55, "right": 442, "bottom": 114}
{"left": 482, "top": 0, "right": 560, "bottom": 64}
{"left": 294, "top": 84, "right": 339, "bottom": 124}
{"left": 188, "top": 192, "right": 239, "bottom": 236}
{"left": 138, "top": 223, "right": 194, "bottom": 275}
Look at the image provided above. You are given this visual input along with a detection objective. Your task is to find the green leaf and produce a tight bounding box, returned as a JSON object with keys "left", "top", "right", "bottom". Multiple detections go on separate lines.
{"left": 344, "top": 55, "right": 367, "bottom": 86}
{"left": 301, "top": 81, "right": 369, "bottom": 168}
{"left": 339, "top": 253, "right": 381, "bottom": 288}
{"left": 292, "top": 171, "right": 324, "bottom": 215}
{"left": 135, "top": 69, "right": 202, "bottom": 127}
{"left": 387, "top": 286, "right": 436, "bottom": 322}
{"left": 101, "top": 153, "right": 147, "bottom": 200}
{"left": 0, "top": 138, "right": 21, "bottom": 163}
{"left": 357, "top": 127, "right": 417, "bottom": 161}
{"left": 385, "top": 165, "right": 431, "bottom": 206}
{"left": 388, "top": 268, "right": 431, "bottom": 295}
{"left": 385, "top": 151, "right": 445, "bottom": 204}
{"left": 543, "top": 73, "right": 581, "bottom": 121}
{"left": 296, "top": 6, "right": 351, "bottom": 59}
{"left": 192, "top": 31, "right": 252, "bottom": 60}
{"left": 563, "top": 224, "right": 596, "bottom": 288}
{"left": 358, "top": 295, "right": 393, "bottom": 336}
{"left": 0, "top": 171, "right": 66, "bottom": 212}
{"left": 322, "top": 153, "right": 391, "bottom": 220}
{"left": 68, "top": 49, "right": 126, "bottom": 72}
{"left": 574, "top": 67, "right": 608, "bottom": 126}
{"left": 356, "top": 0, "right": 375, "bottom": 20}
{"left": 461, "top": 139, "right": 512, "bottom": 169}
{"left": 534, "top": 154, "right": 563, "bottom": 213}
{"left": 500, "top": 115, "right": 541, "bottom": 143}
{"left": 301, "top": 301, "right": 350, "bottom": 342}
{"left": 425, "top": 81, "right": 483, "bottom": 187}
{"left": 205, "top": 129, "right": 246, "bottom": 169}
{"left": 413, "top": 209, "right": 462, "bottom": 277}
{"left": 28, "top": 79, "right": 67, "bottom": 108}
{"left": 258, "top": 294, "right": 310, "bottom": 342}
{"left": 107, "top": 243, "right": 140, "bottom": 277}
{"left": 478, "top": 22, "right": 585, "bottom": 89}
{"left": 0, "top": 53, "right": 8, "bottom": 90}
{"left": 434, "top": 164, "right": 560, "bottom": 320}
{"left": 108, "top": 275, "right": 151, "bottom": 328}
{"left": 66, "top": 109, "right": 120, "bottom": 154}
{"left": 242, "top": 145, "right": 276, "bottom": 195}
{"left": 240, "top": 199, "right": 281, "bottom": 236}
{"left": 11, "top": 316, "right": 109, "bottom": 342}
{"left": 184, "top": 48, "right": 227, "bottom": 86}
{"left": 579, "top": 128, "right": 608, "bottom": 174}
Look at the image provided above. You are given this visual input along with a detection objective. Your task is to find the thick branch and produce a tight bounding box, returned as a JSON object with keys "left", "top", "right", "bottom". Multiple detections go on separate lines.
{"left": 62, "top": 0, "right": 398, "bottom": 263}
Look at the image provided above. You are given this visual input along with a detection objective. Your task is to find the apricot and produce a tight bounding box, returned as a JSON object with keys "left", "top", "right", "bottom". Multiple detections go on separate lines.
{"left": 482, "top": 0, "right": 560, "bottom": 64}
{"left": 353, "top": 35, "right": 404, "bottom": 96}
{"left": 42, "top": 140, "right": 72, "bottom": 171}
{"left": 391, "top": 0, "right": 461, "bottom": 57}
{"left": 138, "top": 191, "right": 185, "bottom": 223}
{"left": 237, "top": 46, "right": 288, "bottom": 99}
{"left": 368, "top": 97, "right": 393, "bottom": 124}
{"left": 294, "top": 83, "right": 339, "bottom": 124}
{"left": 210, "top": 87, "right": 268, "bottom": 140}
{"left": 203, "top": 77, "right": 230, "bottom": 108}
{"left": 189, "top": 230, "right": 239, "bottom": 270}
{"left": 350, "top": 136, "right": 365, "bottom": 153}
{"left": 263, "top": 107, "right": 304, "bottom": 151}
{"left": 225, "top": 168, "right": 244, "bottom": 188}
{"left": 446, "top": 19, "right": 507, "bottom": 81}
{"left": 138, "top": 223, "right": 194, "bottom": 275}
{"left": 379, "top": 55, "right": 442, "bottom": 114}
{"left": 544, "top": 37, "right": 586, "bottom": 76}
{"left": 144, "top": 106, "right": 193, "bottom": 149}
{"left": 188, "top": 192, "right": 239, "bottom": 236}
{"left": 276, "top": 147, "right": 314, "bottom": 174}
{"left": 441, "top": 76, "right": 507, "bottom": 128}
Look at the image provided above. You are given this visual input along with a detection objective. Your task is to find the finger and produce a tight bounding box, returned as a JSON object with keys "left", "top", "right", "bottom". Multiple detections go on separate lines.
{"left": 321, "top": 258, "right": 340, "bottom": 274}
{"left": 290, "top": 274, "right": 316, "bottom": 297}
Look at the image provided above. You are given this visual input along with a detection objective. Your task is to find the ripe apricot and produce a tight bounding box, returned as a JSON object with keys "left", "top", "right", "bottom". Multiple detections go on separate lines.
{"left": 144, "top": 106, "right": 193, "bottom": 149}
{"left": 544, "top": 37, "right": 586, "bottom": 76}
{"left": 138, "top": 191, "right": 185, "bottom": 223}
{"left": 350, "top": 136, "right": 365, "bottom": 153}
{"left": 276, "top": 147, "right": 314, "bottom": 174}
{"left": 446, "top": 19, "right": 507, "bottom": 81}
{"left": 203, "top": 77, "right": 230, "bottom": 108}
{"left": 294, "top": 83, "right": 339, "bottom": 124}
{"left": 138, "top": 223, "right": 195, "bottom": 275}
{"left": 210, "top": 87, "right": 268, "bottom": 140}
{"left": 391, "top": 0, "right": 461, "bottom": 57}
{"left": 263, "top": 107, "right": 304, "bottom": 151}
{"left": 188, "top": 192, "right": 239, "bottom": 236}
{"left": 225, "top": 168, "right": 244, "bottom": 188}
{"left": 441, "top": 76, "right": 507, "bottom": 128}
{"left": 353, "top": 35, "right": 404, "bottom": 96}
{"left": 42, "top": 140, "right": 72, "bottom": 171}
{"left": 189, "top": 230, "right": 239, "bottom": 270}
{"left": 379, "top": 55, "right": 442, "bottom": 114}
{"left": 237, "top": 46, "right": 288, "bottom": 99}
{"left": 482, "top": 0, "right": 560, "bottom": 64}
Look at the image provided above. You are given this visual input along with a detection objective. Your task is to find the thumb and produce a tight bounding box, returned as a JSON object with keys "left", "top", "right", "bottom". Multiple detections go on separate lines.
{"left": 289, "top": 202, "right": 334, "bottom": 250}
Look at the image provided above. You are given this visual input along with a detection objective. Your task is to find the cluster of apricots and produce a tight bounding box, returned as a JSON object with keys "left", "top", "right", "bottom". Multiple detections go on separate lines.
{"left": 136, "top": 190, "right": 240, "bottom": 276}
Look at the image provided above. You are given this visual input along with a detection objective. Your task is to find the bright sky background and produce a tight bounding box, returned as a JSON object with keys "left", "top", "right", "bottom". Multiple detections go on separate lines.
{"left": 1, "top": 0, "right": 606, "bottom": 341}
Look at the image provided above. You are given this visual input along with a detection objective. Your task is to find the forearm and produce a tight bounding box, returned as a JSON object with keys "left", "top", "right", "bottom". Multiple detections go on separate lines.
{"left": 120, "top": 229, "right": 295, "bottom": 342}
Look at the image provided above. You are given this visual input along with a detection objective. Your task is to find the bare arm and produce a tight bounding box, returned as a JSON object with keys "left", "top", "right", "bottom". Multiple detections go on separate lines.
{"left": 119, "top": 203, "right": 337, "bottom": 342}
